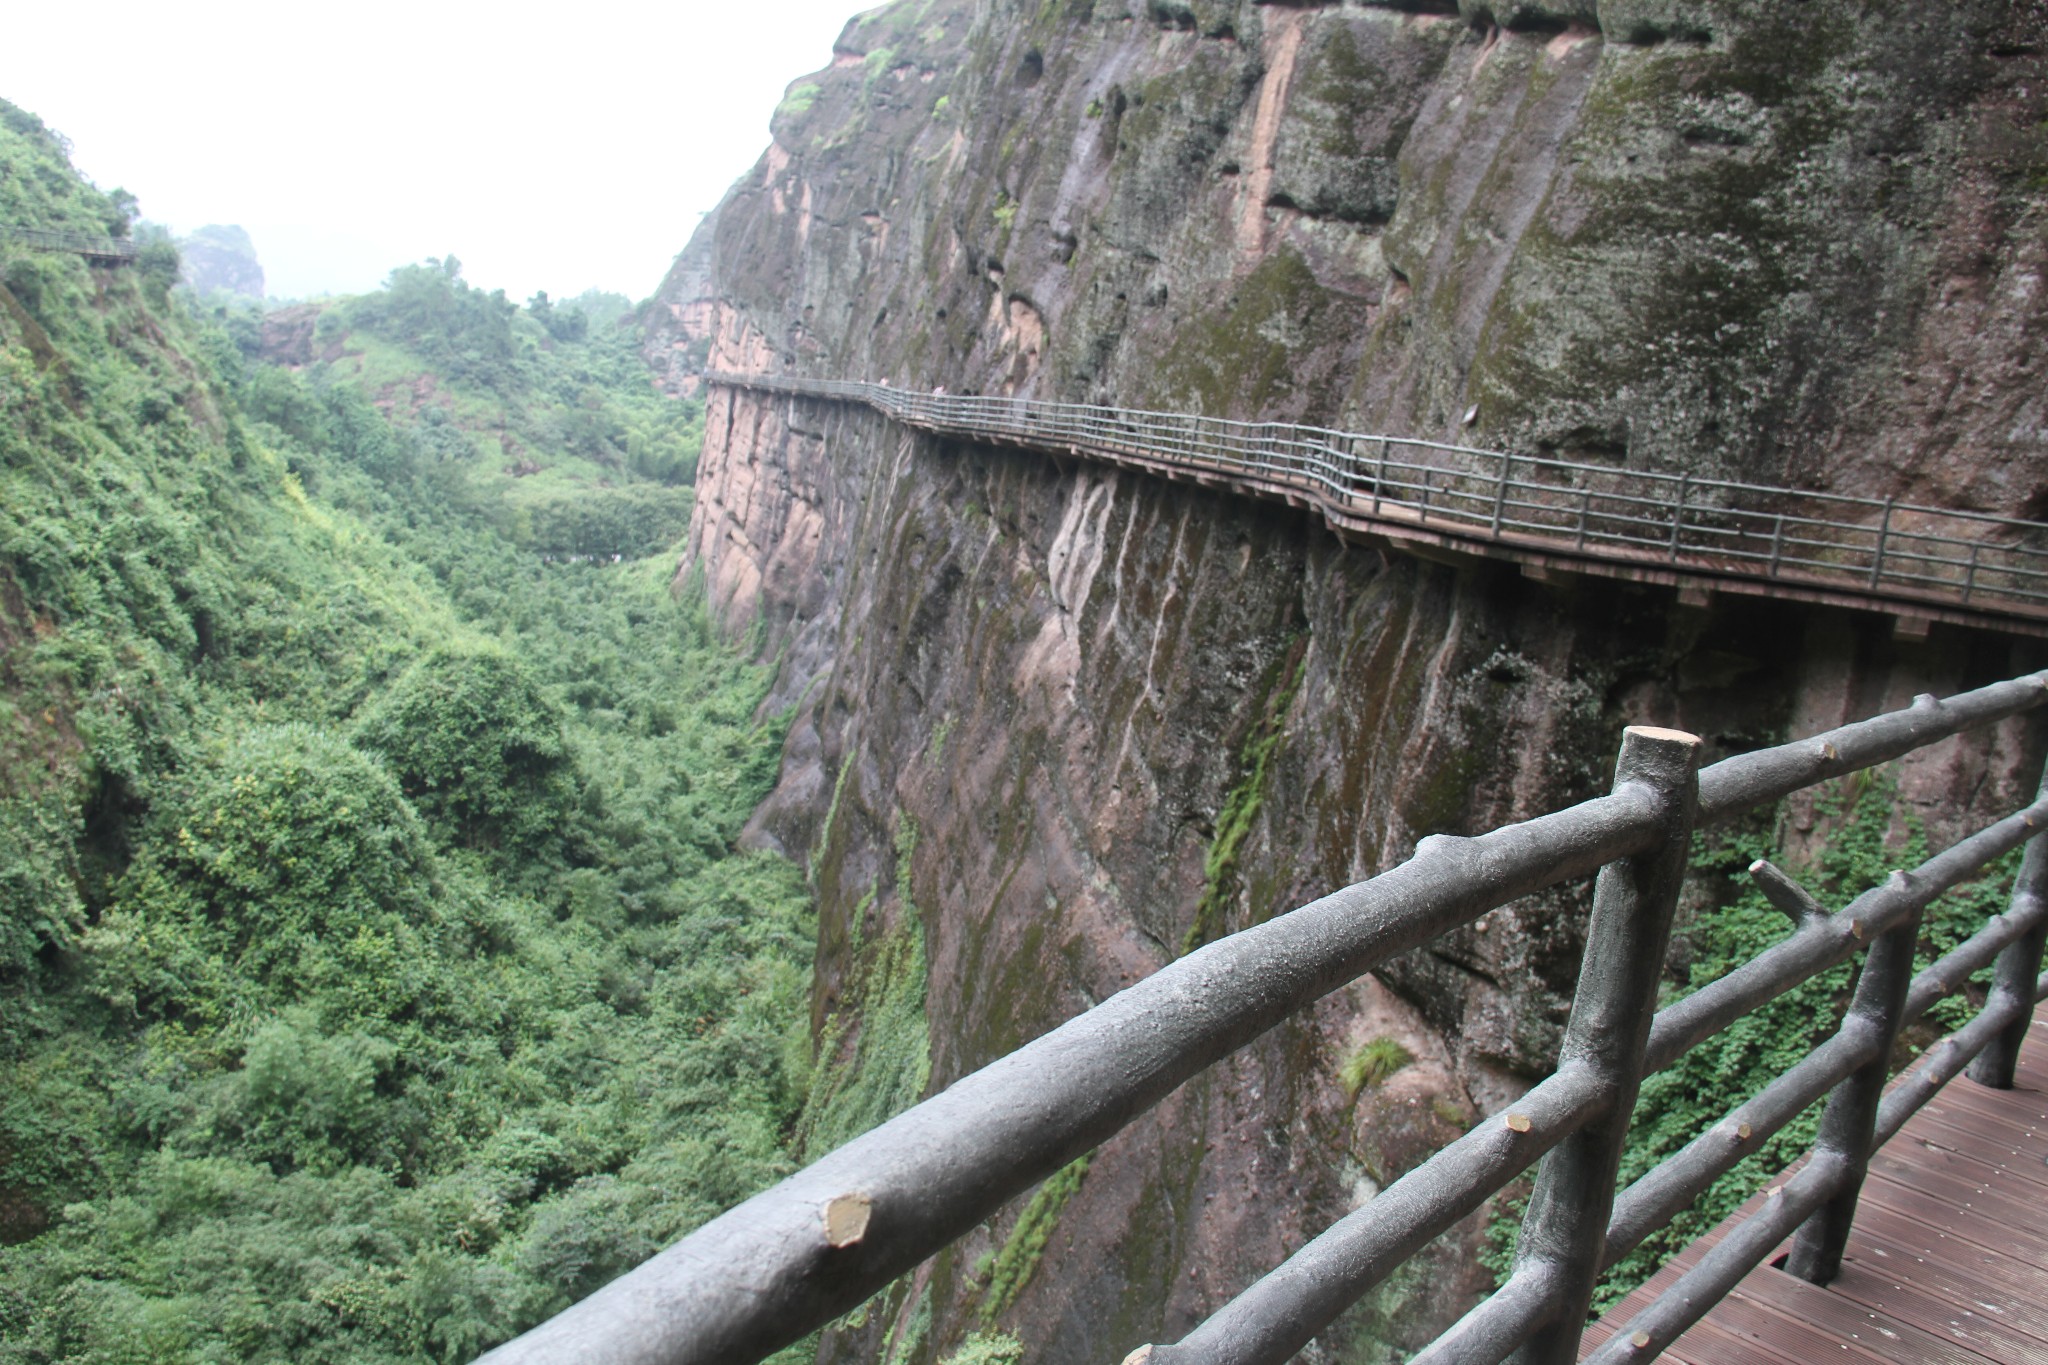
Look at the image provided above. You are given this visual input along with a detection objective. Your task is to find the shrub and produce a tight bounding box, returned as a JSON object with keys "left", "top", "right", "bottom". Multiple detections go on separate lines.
{"left": 776, "top": 83, "right": 823, "bottom": 120}
{"left": 220, "top": 1013, "right": 402, "bottom": 1175}
{"left": 525, "top": 485, "right": 693, "bottom": 558}
{"left": 353, "top": 647, "right": 573, "bottom": 861}
{"left": 943, "top": 1332, "right": 1025, "bottom": 1365}
{"left": 1339, "top": 1036, "right": 1414, "bottom": 1098}
{"left": 87, "top": 723, "right": 445, "bottom": 1032}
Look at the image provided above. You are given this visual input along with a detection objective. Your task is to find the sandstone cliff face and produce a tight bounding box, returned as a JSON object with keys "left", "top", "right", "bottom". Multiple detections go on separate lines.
{"left": 649, "top": 3, "right": 2048, "bottom": 1360}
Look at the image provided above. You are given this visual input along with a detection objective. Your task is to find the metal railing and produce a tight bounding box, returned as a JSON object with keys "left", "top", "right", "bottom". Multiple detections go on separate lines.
{"left": 706, "top": 373, "right": 2048, "bottom": 628}
{"left": 479, "top": 670, "right": 2048, "bottom": 1365}
{"left": 1, "top": 225, "right": 141, "bottom": 263}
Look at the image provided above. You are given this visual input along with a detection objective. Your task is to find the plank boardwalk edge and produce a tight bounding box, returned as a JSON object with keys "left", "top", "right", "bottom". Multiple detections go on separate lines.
{"left": 1585, "top": 1003, "right": 2048, "bottom": 1364}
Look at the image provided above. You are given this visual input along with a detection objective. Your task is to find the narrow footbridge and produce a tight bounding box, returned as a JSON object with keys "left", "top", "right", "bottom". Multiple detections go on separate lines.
{"left": 482, "top": 671, "right": 2048, "bottom": 1365}
{"left": 707, "top": 372, "right": 2048, "bottom": 638}
{"left": 0, "top": 225, "right": 140, "bottom": 264}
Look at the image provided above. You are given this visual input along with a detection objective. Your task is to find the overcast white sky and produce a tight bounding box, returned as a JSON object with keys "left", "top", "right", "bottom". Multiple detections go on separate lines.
{"left": 2, "top": 1, "right": 868, "bottom": 302}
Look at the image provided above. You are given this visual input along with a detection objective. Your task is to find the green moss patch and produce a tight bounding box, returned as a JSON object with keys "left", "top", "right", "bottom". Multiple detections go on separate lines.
{"left": 982, "top": 1152, "right": 1091, "bottom": 1320}
{"left": 1182, "top": 633, "right": 1309, "bottom": 953}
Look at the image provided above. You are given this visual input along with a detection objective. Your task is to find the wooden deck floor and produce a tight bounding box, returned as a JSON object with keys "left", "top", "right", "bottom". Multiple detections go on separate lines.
{"left": 1585, "top": 1002, "right": 2048, "bottom": 1365}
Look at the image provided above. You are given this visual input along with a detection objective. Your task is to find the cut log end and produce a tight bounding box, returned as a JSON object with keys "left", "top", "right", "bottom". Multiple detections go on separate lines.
{"left": 823, "top": 1192, "right": 872, "bottom": 1249}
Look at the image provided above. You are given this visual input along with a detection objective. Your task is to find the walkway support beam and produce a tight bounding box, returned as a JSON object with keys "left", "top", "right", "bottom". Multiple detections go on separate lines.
{"left": 704, "top": 373, "right": 2048, "bottom": 636}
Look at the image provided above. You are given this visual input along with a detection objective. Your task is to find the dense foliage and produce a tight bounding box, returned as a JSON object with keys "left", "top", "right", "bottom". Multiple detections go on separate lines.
{"left": 305, "top": 257, "right": 705, "bottom": 488}
{"left": 0, "top": 99, "right": 814, "bottom": 1363}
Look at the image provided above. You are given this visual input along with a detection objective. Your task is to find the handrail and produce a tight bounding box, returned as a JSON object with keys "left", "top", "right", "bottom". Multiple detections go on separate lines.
{"left": 705, "top": 372, "right": 2048, "bottom": 632}
{"left": 476, "top": 669, "right": 2048, "bottom": 1365}
{"left": 0, "top": 225, "right": 141, "bottom": 262}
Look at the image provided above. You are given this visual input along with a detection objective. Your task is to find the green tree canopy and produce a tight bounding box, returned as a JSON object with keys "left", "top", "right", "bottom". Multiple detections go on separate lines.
{"left": 89, "top": 723, "right": 446, "bottom": 1034}
{"left": 352, "top": 647, "right": 573, "bottom": 862}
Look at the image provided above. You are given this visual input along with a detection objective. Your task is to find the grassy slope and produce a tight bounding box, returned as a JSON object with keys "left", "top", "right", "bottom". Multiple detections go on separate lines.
{"left": 0, "top": 100, "right": 812, "bottom": 1364}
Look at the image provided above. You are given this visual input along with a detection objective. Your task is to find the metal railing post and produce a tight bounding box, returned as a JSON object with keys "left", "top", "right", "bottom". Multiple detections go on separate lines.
{"left": 1967, "top": 760, "right": 2048, "bottom": 1089}
{"left": 1373, "top": 439, "right": 1389, "bottom": 516}
{"left": 1668, "top": 476, "right": 1688, "bottom": 564}
{"left": 1576, "top": 489, "right": 1591, "bottom": 550}
{"left": 1768, "top": 514, "right": 1785, "bottom": 578}
{"left": 1506, "top": 726, "right": 1702, "bottom": 1365}
{"left": 1491, "top": 456, "right": 1512, "bottom": 536}
{"left": 1962, "top": 542, "right": 1981, "bottom": 604}
{"left": 1419, "top": 467, "right": 1433, "bottom": 521}
{"left": 1781, "top": 898, "right": 1924, "bottom": 1284}
{"left": 1869, "top": 497, "right": 1895, "bottom": 588}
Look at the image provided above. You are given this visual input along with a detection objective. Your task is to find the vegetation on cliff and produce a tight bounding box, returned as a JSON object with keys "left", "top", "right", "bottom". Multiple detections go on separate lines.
{"left": 0, "top": 99, "right": 811, "bottom": 1363}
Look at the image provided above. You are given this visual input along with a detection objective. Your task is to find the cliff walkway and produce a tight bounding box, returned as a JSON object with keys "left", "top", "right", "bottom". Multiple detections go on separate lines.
{"left": 0, "top": 225, "right": 141, "bottom": 264}
{"left": 708, "top": 372, "right": 2048, "bottom": 639}
{"left": 1588, "top": 1001, "right": 2048, "bottom": 1364}
{"left": 483, "top": 671, "right": 2048, "bottom": 1365}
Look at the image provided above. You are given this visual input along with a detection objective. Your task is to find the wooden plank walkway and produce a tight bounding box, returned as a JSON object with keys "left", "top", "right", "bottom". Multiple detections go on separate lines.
{"left": 1585, "top": 1001, "right": 2048, "bottom": 1365}
{"left": 708, "top": 373, "right": 2048, "bottom": 638}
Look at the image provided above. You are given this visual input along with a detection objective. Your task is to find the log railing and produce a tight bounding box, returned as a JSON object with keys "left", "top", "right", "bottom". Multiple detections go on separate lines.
{"left": 479, "top": 670, "right": 2048, "bottom": 1365}
{"left": 707, "top": 373, "right": 2048, "bottom": 634}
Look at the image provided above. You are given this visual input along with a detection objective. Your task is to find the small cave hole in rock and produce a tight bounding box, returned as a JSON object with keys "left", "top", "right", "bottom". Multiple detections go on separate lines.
{"left": 1147, "top": 0, "right": 1197, "bottom": 31}
{"left": 1017, "top": 48, "right": 1045, "bottom": 87}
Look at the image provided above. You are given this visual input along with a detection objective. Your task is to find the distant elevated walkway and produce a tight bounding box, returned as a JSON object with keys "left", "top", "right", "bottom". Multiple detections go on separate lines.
{"left": 709, "top": 372, "right": 2048, "bottom": 638}
{"left": 1, "top": 225, "right": 141, "bottom": 264}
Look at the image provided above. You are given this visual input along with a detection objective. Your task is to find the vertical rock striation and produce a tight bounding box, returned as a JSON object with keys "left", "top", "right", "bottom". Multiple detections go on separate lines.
{"left": 645, "top": 2, "right": 2048, "bottom": 1358}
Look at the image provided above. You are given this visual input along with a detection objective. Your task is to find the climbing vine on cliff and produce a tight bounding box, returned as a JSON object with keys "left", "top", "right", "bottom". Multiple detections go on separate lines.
{"left": 793, "top": 812, "right": 934, "bottom": 1162}
{"left": 979, "top": 1153, "right": 1092, "bottom": 1321}
{"left": 1183, "top": 633, "right": 1308, "bottom": 954}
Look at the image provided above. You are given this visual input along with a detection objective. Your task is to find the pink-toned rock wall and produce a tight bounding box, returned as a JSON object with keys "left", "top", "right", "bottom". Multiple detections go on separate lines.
{"left": 646, "top": 2, "right": 2048, "bottom": 1358}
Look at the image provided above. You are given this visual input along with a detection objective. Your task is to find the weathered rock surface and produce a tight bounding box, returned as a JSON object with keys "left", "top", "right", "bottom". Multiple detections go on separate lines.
{"left": 647, "top": 2, "right": 2048, "bottom": 1359}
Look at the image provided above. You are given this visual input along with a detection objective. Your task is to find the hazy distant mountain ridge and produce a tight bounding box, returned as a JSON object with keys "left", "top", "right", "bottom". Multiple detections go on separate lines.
{"left": 177, "top": 221, "right": 263, "bottom": 299}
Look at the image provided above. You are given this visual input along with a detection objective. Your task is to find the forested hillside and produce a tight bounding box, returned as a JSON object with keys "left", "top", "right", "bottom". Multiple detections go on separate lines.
{"left": 0, "top": 99, "right": 815, "bottom": 1362}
